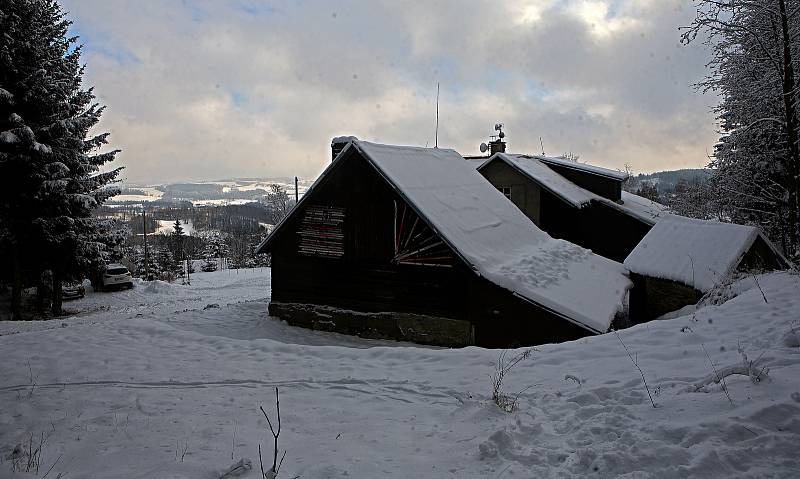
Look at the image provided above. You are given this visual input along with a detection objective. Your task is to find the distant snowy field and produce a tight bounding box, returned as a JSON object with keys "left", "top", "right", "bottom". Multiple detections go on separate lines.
{"left": 1, "top": 269, "right": 799, "bottom": 478}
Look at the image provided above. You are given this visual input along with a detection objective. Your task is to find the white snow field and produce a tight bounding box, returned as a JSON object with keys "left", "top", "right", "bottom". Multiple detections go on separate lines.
{"left": 1, "top": 268, "right": 800, "bottom": 478}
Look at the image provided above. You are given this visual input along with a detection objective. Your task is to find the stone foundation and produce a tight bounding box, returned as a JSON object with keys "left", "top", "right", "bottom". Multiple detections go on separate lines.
{"left": 268, "top": 302, "right": 474, "bottom": 347}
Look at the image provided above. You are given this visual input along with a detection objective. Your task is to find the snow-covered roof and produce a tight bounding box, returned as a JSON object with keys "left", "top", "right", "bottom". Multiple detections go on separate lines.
{"left": 259, "top": 140, "right": 631, "bottom": 333}
{"left": 592, "top": 191, "right": 669, "bottom": 226}
{"left": 617, "top": 191, "right": 669, "bottom": 225}
{"left": 354, "top": 141, "right": 631, "bottom": 333}
{"left": 466, "top": 157, "right": 489, "bottom": 169}
{"left": 481, "top": 153, "right": 596, "bottom": 208}
{"left": 538, "top": 156, "right": 630, "bottom": 181}
{"left": 623, "top": 216, "right": 771, "bottom": 292}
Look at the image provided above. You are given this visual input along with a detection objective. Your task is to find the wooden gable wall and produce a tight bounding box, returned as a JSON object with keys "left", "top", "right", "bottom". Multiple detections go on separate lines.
{"left": 269, "top": 150, "right": 471, "bottom": 319}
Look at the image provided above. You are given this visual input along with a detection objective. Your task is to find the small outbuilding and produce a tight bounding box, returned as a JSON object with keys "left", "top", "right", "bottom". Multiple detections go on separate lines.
{"left": 623, "top": 215, "right": 788, "bottom": 321}
{"left": 257, "top": 139, "right": 632, "bottom": 347}
{"left": 475, "top": 153, "right": 667, "bottom": 262}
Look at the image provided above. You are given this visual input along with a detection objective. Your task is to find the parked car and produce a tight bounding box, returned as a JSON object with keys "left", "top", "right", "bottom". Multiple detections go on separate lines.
{"left": 102, "top": 264, "right": 134, "bottom": 290}
{"left": 61, "top": 281, "right": 85, "bottom": 300}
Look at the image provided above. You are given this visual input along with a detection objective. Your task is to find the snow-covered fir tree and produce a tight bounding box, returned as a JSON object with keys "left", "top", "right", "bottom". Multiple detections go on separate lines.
{"left": 201, "top": 244, "right": 219, "bottom": 272}
{"left": 156, "top": 246, "right": 180, "bottom": 282}
{"left": 0, "top": 0, "right": 122, "bottom": 316}
{"left": 170, "top": 219, "right": 185, "bottom": 277}
{"left": 135, "top": 246, "right": 159, "bottom": 280}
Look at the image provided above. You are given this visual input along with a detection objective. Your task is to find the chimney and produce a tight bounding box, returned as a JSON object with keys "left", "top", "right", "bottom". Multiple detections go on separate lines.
{"left": 489, "top": 138, "right": 506, "bottom": 155}
{"left": 331, "top": 136, "right": 358, "bottom": 161}
{"left": 489, "top": 123, "right": 506, "bottom": 155}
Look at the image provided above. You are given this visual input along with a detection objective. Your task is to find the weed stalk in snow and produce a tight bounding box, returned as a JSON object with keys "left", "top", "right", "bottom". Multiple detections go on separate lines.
{"left": 698, "top": 340, "right": 735, "bottom": 406}
{"left": 490, "top": 349, "right": 533, "bottom": 412}
{"left": 613, "top": 330, "right": 657, "bottom": 408}
{"left": 751, "top": 274, "right": 768, "bottom": 303}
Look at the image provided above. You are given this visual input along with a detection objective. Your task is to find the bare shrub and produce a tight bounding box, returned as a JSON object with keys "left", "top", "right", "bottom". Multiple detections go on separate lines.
{"left": 258, "top": 387, "right": 295, "bottom": 479}
{"left": 7, "top": 430, "right": 53, "bottom": 475}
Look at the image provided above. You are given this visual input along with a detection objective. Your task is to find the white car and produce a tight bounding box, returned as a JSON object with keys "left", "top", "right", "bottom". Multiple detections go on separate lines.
{"left": 102, "top": 264, "right": 134, "bottom": 290}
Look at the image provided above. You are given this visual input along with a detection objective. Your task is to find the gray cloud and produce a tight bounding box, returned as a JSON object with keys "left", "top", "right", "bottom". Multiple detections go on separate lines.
{"left": 61, "top": 0, "right": 718, "bottom": 183}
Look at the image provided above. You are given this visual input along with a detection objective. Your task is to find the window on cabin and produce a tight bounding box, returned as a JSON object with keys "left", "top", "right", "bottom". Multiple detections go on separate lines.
{"left": 298, "top": 205, "right": 345, "bottom": 258}
{"left": 497, "top": 186, "right": 512, "bottom": 200}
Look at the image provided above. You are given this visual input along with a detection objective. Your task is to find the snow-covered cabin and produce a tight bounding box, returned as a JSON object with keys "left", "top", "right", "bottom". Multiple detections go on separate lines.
{"left": 623, "top": 215, "right": 787, "bottom": 321}
{"left": 475, "top": 153, "right": 666, "bottom": 262}
{"left": 257, "top": 139, "right": 632, "bottom": 347}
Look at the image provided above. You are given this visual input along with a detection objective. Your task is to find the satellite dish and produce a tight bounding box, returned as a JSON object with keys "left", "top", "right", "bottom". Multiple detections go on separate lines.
{"left": 480, "top": 142, "right": 488, "bottom": 153}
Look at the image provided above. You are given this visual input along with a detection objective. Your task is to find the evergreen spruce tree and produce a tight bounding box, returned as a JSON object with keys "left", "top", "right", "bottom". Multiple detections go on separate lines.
{"left": 136, "top": 246, "right": 159, "bottom": 280}
{"left": 201, "top": 243, "right": 218, "bottom": 272}
{"left": 156, "top": 246, "right": 179, "bottom": 282}
{"left": 170, "top": 219, "right": 185, "bottom": 277}
{"left": 0, "top": 0, "right": 121, "bottom": 317}
{"left": 635, "top": 182, "right": 660, "bottom": 203}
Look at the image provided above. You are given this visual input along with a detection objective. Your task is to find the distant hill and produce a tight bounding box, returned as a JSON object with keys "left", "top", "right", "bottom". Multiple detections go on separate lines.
{"left": 111, "top": 178, "right": 314, "bottom": 206}
{"left": 626, "top": 169, "right": 712, "bottom": 195}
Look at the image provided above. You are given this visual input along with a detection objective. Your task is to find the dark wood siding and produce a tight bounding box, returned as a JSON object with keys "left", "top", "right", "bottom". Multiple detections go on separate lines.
{"left": 629, "top": 273, "right": 703, "bottom": 323}
{"left": 466, "top": 274, "right": 593, "bottom": 347}
{"left": 738, "top": 236, "right": 787, "bottom": 271}
{"left": 575, "top": 203, "right": 652, "bottom": 263}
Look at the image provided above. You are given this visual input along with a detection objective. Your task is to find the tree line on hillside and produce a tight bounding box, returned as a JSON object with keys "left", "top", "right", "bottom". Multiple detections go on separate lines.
{"left": 121, "top": 221, "right": 271, "bottom": 283}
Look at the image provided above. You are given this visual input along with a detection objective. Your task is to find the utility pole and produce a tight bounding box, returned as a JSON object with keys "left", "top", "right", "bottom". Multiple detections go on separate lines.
{"left": 435, "top": 82, "right": 440, "bottom": 148}
{"left": 294, "top": 176, "right": 299, "bottom": 203}
{"left": 184, "top": 241, "right": 190, "bottom": 285}
{"left": 142, "top": 206, "right": 150, "bottom": 280}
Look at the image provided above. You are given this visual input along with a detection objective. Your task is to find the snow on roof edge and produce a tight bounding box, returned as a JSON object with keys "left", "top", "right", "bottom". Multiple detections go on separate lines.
{"left": 594, "top": 192, "right": 669, "bottom": 226}
{"left": 480, "top": 153, "right": 594, "bottom": 209}
{"left": 538, "top": 156, "right": 630, "bottom": 181}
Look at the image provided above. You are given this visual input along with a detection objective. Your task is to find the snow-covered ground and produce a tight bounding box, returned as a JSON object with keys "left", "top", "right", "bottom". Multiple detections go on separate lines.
{"left": 1, "top": 269, "right": 799, "bottom": 478}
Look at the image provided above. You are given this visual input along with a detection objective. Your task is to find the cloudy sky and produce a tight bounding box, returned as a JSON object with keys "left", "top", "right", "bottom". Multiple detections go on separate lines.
{"left": 62, "top": 0, "right": 718, "bottom": 184}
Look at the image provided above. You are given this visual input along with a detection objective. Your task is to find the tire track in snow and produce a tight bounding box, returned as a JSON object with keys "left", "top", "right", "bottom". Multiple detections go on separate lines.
{"left": 0, "top": 377, "right": 460, "bottom": 404}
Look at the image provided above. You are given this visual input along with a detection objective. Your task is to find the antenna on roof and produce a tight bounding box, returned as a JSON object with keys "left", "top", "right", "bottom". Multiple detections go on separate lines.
{"left": 434, "top": 82, "right": 440, "bottom": 149}
{"left": 540, "top": 137, "right": 545, "bottom": 156}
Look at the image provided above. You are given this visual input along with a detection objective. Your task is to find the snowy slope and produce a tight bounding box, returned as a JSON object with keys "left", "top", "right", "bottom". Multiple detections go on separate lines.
{"left": 1, "top": 269, "right": 799, "bottom": 478}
